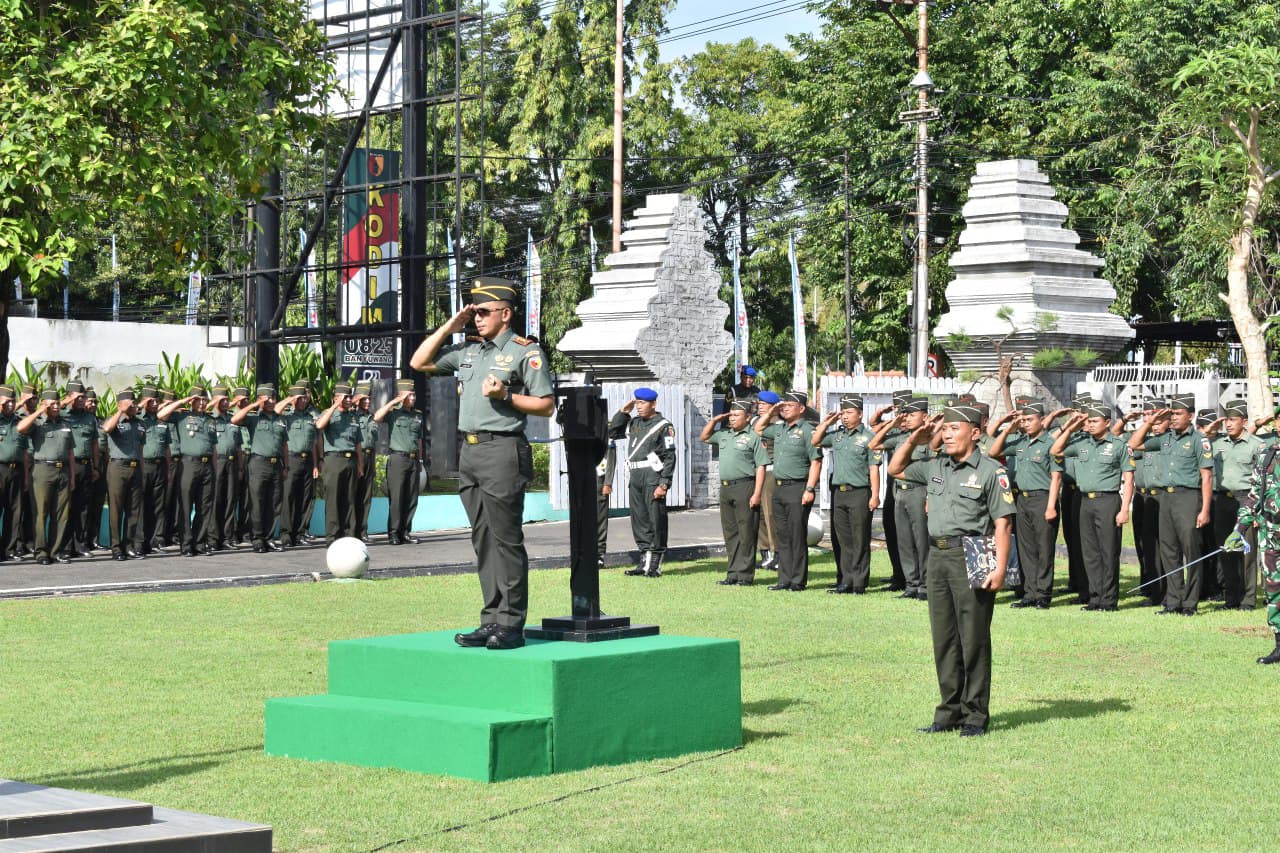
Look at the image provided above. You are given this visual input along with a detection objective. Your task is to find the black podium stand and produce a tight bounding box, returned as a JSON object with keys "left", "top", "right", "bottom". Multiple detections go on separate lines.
{"left": 524, "top": 385, "right": 659, "bottom": 642}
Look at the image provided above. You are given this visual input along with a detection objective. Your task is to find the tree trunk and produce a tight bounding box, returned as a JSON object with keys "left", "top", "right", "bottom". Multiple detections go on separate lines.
{"left": 1227, "top": 164, "right": 1274, "bottom": 422}
{"left": 0, "top": 271, "right": 11, "bottom": 380}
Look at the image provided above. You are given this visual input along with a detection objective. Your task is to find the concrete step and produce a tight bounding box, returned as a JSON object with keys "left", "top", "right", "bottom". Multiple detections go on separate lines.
{"left": 0, "top": 780, "right": 270, "bottom": 852}
{"left": 264, "top": 693, "right": 552, "bottom": 782}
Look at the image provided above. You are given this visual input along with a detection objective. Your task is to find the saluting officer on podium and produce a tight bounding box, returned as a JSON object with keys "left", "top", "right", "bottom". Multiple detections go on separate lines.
{"left": 611, "top": 388, "right": 678, "bottom": 578}
{"left": 411, "top": 278, "right": 554, "bottom": 651}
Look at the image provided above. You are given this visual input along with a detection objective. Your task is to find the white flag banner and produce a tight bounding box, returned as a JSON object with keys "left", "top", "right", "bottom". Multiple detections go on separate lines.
{"left": 186, "top": 264, "right": 202, "bottom": 326}
{"left": 589, "top": 226, "right": 599, "bottom": 276}
{"left": 733, "top": 240, "right": 749, "bottom": 378}
{"left": 62, "top": 260, "right": 69, "bottom": 319}
{"left": 111, "top": 235, "right": 119, "bottom": 322}
{"left": 447, "top": 230, "right": 462, "bottom": 345}
{"left": 526, "top": 229, "right": 542, "bottom": 339}
{"left": 789, "top": 232, "right": 807, "bottom": 393}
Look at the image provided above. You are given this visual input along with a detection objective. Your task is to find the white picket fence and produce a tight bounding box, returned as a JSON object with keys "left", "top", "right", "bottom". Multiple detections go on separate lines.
{"left": 548, "top": 383, "right": 691, "bottom": 511}
{"left": 814, "top": 374, "right": 960, "bottom": 510}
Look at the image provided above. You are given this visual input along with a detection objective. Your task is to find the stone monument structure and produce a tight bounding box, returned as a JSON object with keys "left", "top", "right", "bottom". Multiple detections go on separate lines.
{"left": 935, "top": 159, "right": 1134, "bottom": 413}
{"left": 558, "top": 193, "right": 733, "bottom": 507}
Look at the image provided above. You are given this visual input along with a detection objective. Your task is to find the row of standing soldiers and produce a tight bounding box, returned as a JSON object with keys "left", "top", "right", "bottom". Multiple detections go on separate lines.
{"left": 697, "top": 384, "right": 1273, "bottom": 620}
{"left": 0, "top": 379, "right": 427, "bottom": 565}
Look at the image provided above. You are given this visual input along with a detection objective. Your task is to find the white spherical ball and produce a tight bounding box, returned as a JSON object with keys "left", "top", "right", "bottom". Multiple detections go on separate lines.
{"left": 807, "top": 511, "right": 825, "bottom": 547}
{"left": 326, "top": 537, "right": 369, "bottom": 579}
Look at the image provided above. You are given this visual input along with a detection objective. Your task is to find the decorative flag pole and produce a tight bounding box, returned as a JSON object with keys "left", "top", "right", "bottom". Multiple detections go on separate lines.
{"left": 526, "top": 229, "right": 542, "bottom": 339}
{"left": 789, "top": 232, "right": 807, "bottom": 393}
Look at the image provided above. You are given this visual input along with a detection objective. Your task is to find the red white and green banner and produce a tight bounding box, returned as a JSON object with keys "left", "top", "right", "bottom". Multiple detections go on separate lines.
{"left": 340, "top": 148, "right": 400, "bottom": 379}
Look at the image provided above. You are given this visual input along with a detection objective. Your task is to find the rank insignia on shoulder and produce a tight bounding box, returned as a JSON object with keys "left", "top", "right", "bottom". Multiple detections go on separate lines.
{"left": 513, "top": 335, "right": 531, "bottom": 346}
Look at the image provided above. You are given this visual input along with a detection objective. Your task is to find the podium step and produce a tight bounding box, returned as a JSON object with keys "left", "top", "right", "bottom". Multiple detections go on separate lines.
{"left": 0, "top": 781, "right": 269, "bottom": 852}
{"left": 265, "top": 694, "right": 552, "bottom": 782}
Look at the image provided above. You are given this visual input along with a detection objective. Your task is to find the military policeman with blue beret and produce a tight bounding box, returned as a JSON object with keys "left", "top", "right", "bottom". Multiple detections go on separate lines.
{"left": 412, "top": 277, "right": 554, "bottom": 650}
{"left": 611, "top": 387, "right": 678, "bottom": 578}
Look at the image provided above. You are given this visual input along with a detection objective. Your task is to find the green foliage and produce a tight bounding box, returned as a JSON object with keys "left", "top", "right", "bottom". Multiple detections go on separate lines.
{"left": 151, "top": 352, "right": 208, "bottom": 396}
{"left": 213, "top": 356, "right": 257, "bottom": 399}
{"left": 530, "top": 442, "right": 551, "bottom": 492}
{"left": 1031, "top": 348, "right": 1068, "bottom": 370}
{"left": 1070, "top": 348, "right": 1101, "bottom": 368}
{"left": 994, "top": 305, "right": 1014, "bottom": 323}
{"left": 0, "top": 1, "right": 335, "bottom": 308}
{"left": 278, "top": 344, "right": 335, "bottom": 407}
{"left": 958, "top": 369, "right": 982, "bottom": 384}
{"left": 94, "top": 387, "right": 116, "bottom": 420}
{"left": 944, "top": 331, "right": 973, "bottom": 352}
{"left": 1034, "top": 312, "right": 1059, "bottom": 333}
{"left": 5, "top": 358, "right": 47, "bottom": 394}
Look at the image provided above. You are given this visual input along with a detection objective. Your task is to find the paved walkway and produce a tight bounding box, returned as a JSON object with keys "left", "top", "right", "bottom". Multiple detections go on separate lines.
{"left": 0, "top": 509, "right": 731, "bottom": 600}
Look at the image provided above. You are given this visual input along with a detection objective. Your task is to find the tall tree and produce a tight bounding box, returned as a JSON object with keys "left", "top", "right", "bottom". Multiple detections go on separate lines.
{"left": 0, "top": 0, "right": 334, "bottom": 371}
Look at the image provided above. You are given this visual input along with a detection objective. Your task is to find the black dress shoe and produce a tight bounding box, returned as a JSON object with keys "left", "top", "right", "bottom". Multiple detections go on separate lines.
{"left": 959, "top": 724, "right": 987, "bottom": 737}
{"left": 1180, "top": 608, "right": 1197, "bottom": 616}
{"left": 767, "top": 583, "right": 790, "bottom": 591}
{"left": 788, "top": 585, "right": 806, "bottom": 592}
{"left": 737, "top": 580, "right": 754, "bottom": 586}
{"left": 850, "top": 588, "right": 866, "bottom": 594}
{"left": 1097, "top": 605, "right": 1118, "bottom": 612}
{"left": 917, "top": 722, "right": 960, "bottom": 733}
{"left": 1081, "top": 604, "right": 1099, "bottom": 611}
{"left": 1155, "top": 607, "right": 1177, "bottom": 615}
{"left": 1010, "top": 599, "right": 1036, "bottom": 609}
{"left": 885, "top": 583, "right": 907, "bottom": 592}
{"left": 126, "top": 548, "right": 142, "bottom": 558}
{"left": 74, "top": 546, "right": 93, "bottom": 558}
{"left": 898, "top": 590, "right": 917, "bottom": 599}
{"left": 827, "top": 585, "right": 852, "bottom": 594}
{"left": 403, "top": 536, "right": 420, "bottom": 545}
{"left": 54, "top": 555, "right": 70, "bottom": 564}
{"left": 112, "top": 553, "right": 127, "bottom": 561}
{"left": 361, "top": 536, "right": 373, "bottom": 544}
{"left": 252, "top": 543, "right": 267, "bottom": 554}
{"left": 916, "top": 592, "right": 927, "bottom": 601}
{"left": 1035, "top": 600, "right": 1051, "bottom": 610}
{"left": 455, "top": 624, "right": 500, "bottom": 647}
{"left": 265, "top": 541, "right": 281, "bottom": 552}
{"left": 485, "top": 626, "right": 526, "bottom": 650}
{"left": 387, "top": 536, "right": 402, "bottom": 546}
{"left": 37, "top": 557, "right": 52, "bottom": 565}
{"left": 624, "top": 567, "right": 647, "bottom": 576}
{"left": 716, "top": 578, "right": 737, "bottom": 586}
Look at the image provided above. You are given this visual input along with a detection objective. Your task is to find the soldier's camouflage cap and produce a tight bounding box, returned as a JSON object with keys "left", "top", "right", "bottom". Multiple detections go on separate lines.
{"left": 233, "top": 386, "right": 250, "bottom": 398}
{"left": 354, "top": 383, "right": 371, "bottom": 397}
{"left": 1019, "top": 400, "right": 1046, "bottom": 416}
{"left": 900, "top": 395, "right": 930, "bottom": 414}
{"left": 839, "top": 395, "right": 864, "bottom": 410}
{"left": 66, "top": 380, "right": 85, "bottom": 394}
{"left": 941, "top": 404, "right": 982, "bottom": 425}
{"left": 782, "top": 391, "right": 808, "bottom": 406}
{"left": 1085, "top": 403, "right": 1112, "bottom": 420}
{"left": 118, "top": 389, "right": 136, "bottom": 402}
{"left": 892, "top": 389, "right": 914, "bottom": 406}
{"left": 468, "top": 277, "right": 520, "bottom": 305}
{"left": 396, "top": 379, "right": 414, "bottom": 393}
{"left": 1141, "top": 397, "right": 1165, "bottom": 411}
{"left": 140, "top": 386, "right": 158, "bottom": 400}
{"left": 210, "top": 385, "right": 229, "bottom": 398}
{"left": 1168, "top": 393, "right": 1195, "bottom": 411}
{"left": 1195, "top": 408, "right": 1215, "bottom": 426}
{"left": 1223, "top": 400, "right": 1248, "bottom": 418}
{"left": 730, "top": 399, "right": 753, "bottom": 413}
{"left": 0, "top": 385, "right": 13, "bottom": 399}
{"left": 334, "top": 383, "right": 353, "bottom": 397}
{"left": 255, "top": 383, "right": 276, "bottom": 397}
{"left": 40, "top": 389, "right": 59, "bottom": 401}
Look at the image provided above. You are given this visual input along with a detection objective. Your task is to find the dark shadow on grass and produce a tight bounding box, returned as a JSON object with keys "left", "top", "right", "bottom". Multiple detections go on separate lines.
{"left": 742, "top": 728, "right": 787, "bottom": 744}
{"left": 742, "top": 698, "right": 802, "bottom": 716}
{"left": 995, "top": 698, "right": 1130, "bottom": 732}
{"left": 742, "top": 651, "right": 845, "bottom": 670}
{"left": 25, "top": 745, "right": 261, "bottom": 793}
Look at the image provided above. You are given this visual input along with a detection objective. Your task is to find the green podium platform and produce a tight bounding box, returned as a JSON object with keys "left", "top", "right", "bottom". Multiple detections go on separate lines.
{"left": 264, "top": 631, "right": 742, "bottom": 782}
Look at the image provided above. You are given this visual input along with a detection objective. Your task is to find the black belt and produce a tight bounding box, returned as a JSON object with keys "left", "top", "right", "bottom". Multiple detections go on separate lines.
{"left": 252, "top": 454, "right": 280, "bottom": 463}
{"left": 326, "top": 451, "right": 355, "bottom": 458}
{"left": 391, "top": 451, "right": 418, "bottom": 458}
{"left": 36, "top": 460, "right": 66, "bottom": 467}
{"left": 895, "top": 481, "right": 919, "bottom": 490}
{"left": 292, "top": 451, "right": 312, "bottom": 459}
{"left": 1216, "top": 490, "right": 1237, "bottom": 498}
{"left": 833, "top": 484, "right": 868, "bottom": 492}
{"left": 721, "top": 476, "right": 753, "bottom": 486}
{"left": 183, "top": 454, "right": 212, "bottom": 463}
{"left": 0, "top": 461, "right": 17, "bottom": 469}
{"left": 143, "top": 457, "right": 166, "bottom": 463}
{"left": 1141, "top": 487, "right": 1161, "bottom": 496}
{"left": 74, "top": 457, "right": 91, "bottom": 464}
{"left": 775, "top": 478, "right": 805, "bottom": 486}
{"left": 112, "top": 459, "right": 140, "bottom": 468}
{"left": 1165, "top": 486, "right": 1196, "bottom": 493}
{"left": 932, "top": 535, "right": 964, "bottom": 550}
{"left": 1082, "top": 491, "right": 1117, "bottom": 500}
{"left": 1016, "top": 489, "right": 1047, "bottom": 496}
{"left": 464, "top": 430, "right": 520, "bottom": 445}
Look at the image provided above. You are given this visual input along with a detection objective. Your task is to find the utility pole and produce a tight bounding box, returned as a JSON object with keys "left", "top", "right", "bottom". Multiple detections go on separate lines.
{"left": 843, "top": 150, "right": 853, "bottom": 374}
{"left": 896, "top": 0, "right": 937, "bottom": 379}
{"left": 611, "top": 0, "right": 624, "bottom": 253}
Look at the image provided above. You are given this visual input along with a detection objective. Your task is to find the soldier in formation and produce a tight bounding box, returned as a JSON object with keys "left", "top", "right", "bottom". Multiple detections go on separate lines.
{"left": 754, "top": 391, "right": 821, "bottom": 591}
{"left": 701, "top": 399, "right": 769, "bottom": 586}
{"left": 813, "top": 395, "right": 880, "bottom": 594}
{"left": 374, "top": 379, "right": 428, "bottom": 545}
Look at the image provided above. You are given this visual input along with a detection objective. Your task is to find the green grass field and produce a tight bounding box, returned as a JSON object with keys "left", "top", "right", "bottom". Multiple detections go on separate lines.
{"left": 1, "top": 550, "right": 1272, "bottom": 851}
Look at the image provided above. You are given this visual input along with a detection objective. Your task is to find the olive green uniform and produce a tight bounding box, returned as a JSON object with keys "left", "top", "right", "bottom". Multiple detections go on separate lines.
{"left": 210, "top": 413, "right": 241, "bottom": 548}
{"left": 320, "top": 410, "right": 363, "bottom": 541}
{"left": 1059, "top": 433, "right": 1128, "bottom": 609}
{"left": 163, "top": 417, "right": 183, "bottom": 546}
{"left": 610, "top": 410, "right": 678, "bottom": 567}
{"left": 87, "top": 422, "right": 109, "bottom": 549}
{"left": 171, "top": 411, "right": 218, "bottom": 553}
{"left": 820, "top": 423, "right": 880, "bottom": 592}
{"left": 27, "top": 415, "right": 75, "bottom": 561}
{"left": 0, "top": 411, "right": 28, "bottom": 559}
{"left": 763, "top": 419, "right": 820, "bottom": 589}
{"left": 881, "top": 429, "right": 934, "bottom": 597}
{"left": 1142, "top": 427, "right": 1214, "bottom": 612}
{"left": 384, "top": 407, "right": 426, "bottom": 543}
{"left": 432, "top": 328, "right": 553, "bottom": 629}
{"left": 138, "top": 413, "right": 170, "bottom": 552}
{"left": 244, "top": 413, "right": 287, "bottom": 548}
{"left": 1001, "top": 431, "right": 1058, "bottom": 605}
{"left": 354, "top": 411, "right": 377, "bottom": 539}
{"left": 104, "top": 415, "right": 144, "bottom": 556}
{"left": 1131, "top": 441, "right": 1164, "bottom": 602}
{"left": 281, "top": 408, "right": 319, "bottom": 546}
{"left": 1213, "top": 432, "right": 1263, "bottom": 608}
{"left": 901, "top": 449, "right": 1015, "bottom": 730}
{"left": 751, "top": 415, "right": 778, "bottom": 561}
{"left": 63, "top": 408, "right": 99, "bottom": 554}
{"left": 710, "top": 427, "right": 769, "bottom": 583}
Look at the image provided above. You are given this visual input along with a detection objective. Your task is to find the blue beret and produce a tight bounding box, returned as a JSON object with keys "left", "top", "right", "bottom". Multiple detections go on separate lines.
{"left": 634, "top": 387, "right": 658, "bottom": 402}
{"left": 742, "top": 366, "right": 757, "bottom": 377}
{"left": 757, "top": 391, "right": 780, "bottom": 404}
